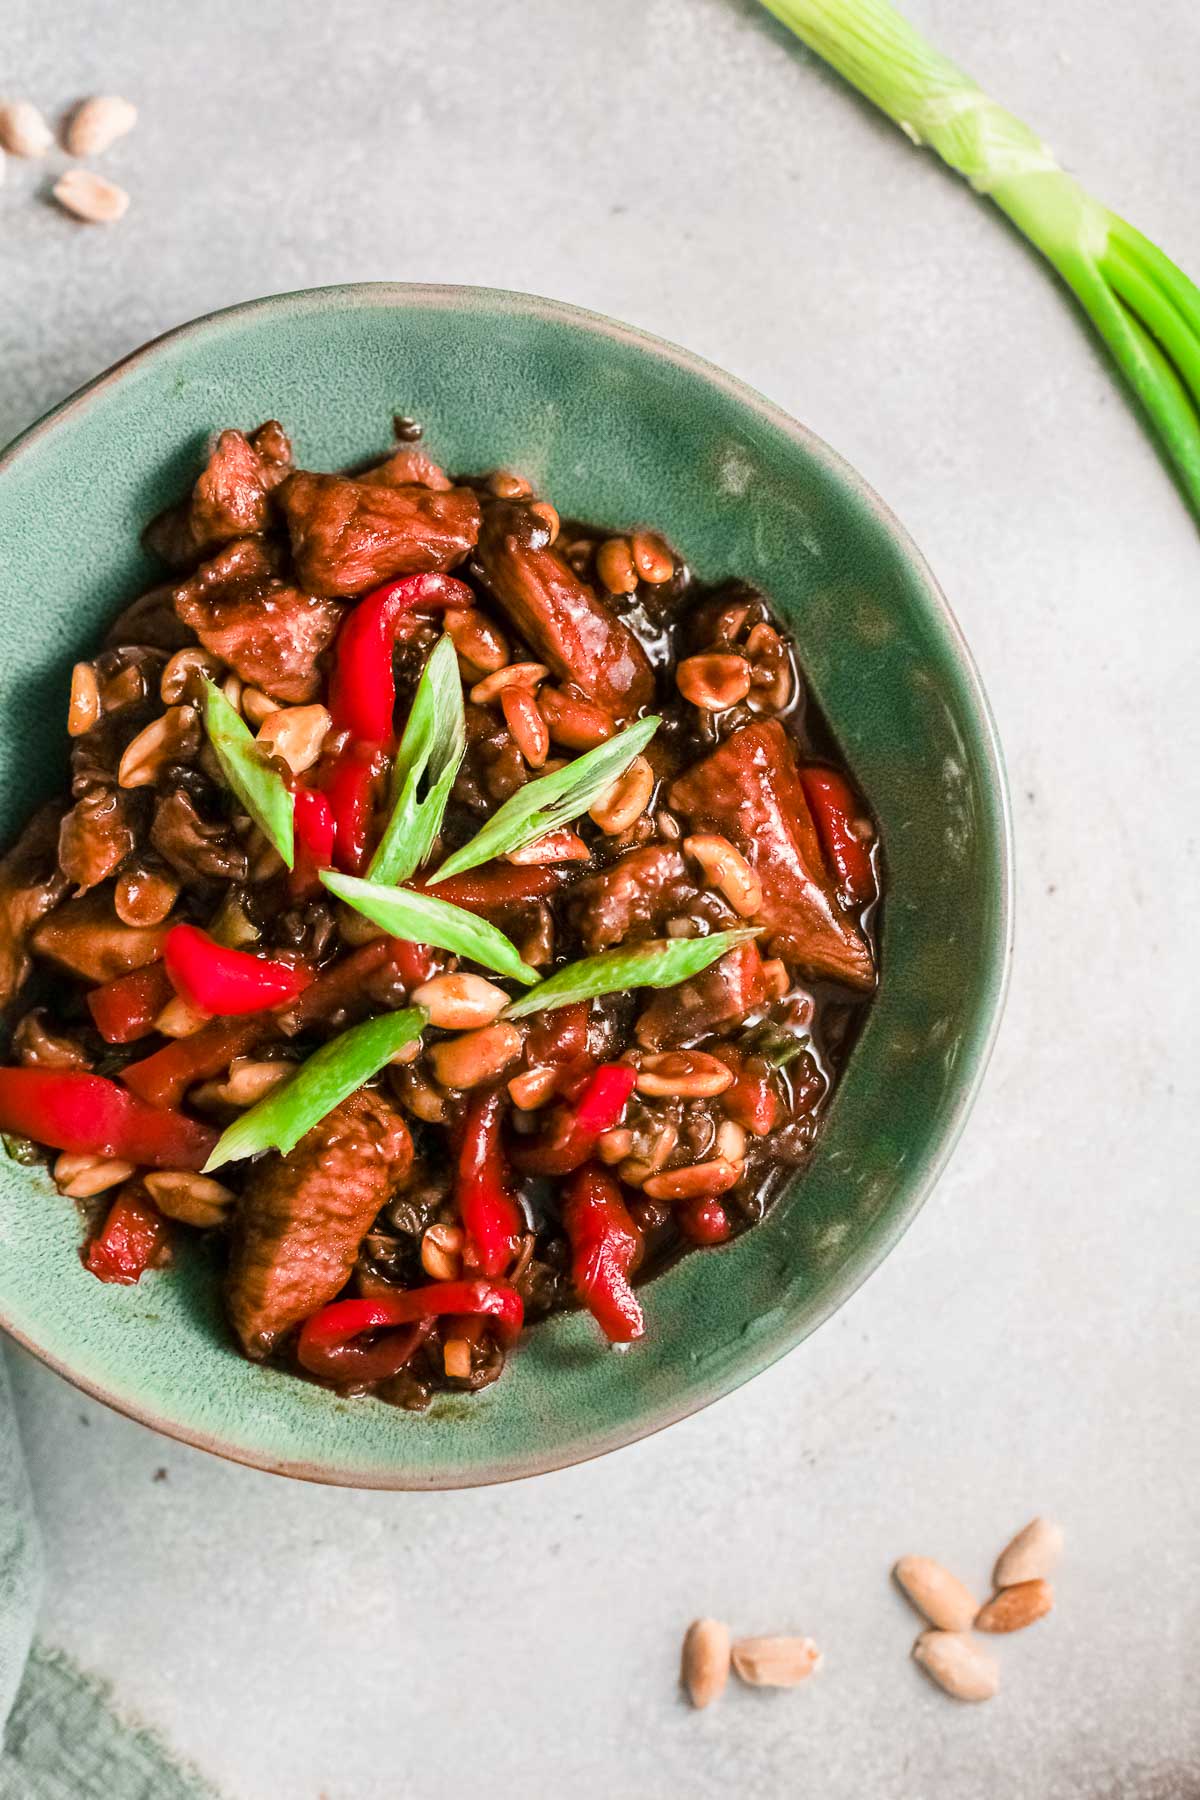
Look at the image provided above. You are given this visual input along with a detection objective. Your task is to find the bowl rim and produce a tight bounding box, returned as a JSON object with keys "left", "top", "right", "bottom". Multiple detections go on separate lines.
{"left": 0, "top": 281, "right": 1013, "bottom": 1486}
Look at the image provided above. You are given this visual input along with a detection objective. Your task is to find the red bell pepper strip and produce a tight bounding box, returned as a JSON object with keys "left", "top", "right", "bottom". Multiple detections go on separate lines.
{"left": 296, "top": 1282, "right": 524, "bottom": 1382}
{"left": 85, "top": 1188, "right": 171, "bottom": 1285}
{"left": 293, "top": 786, "right": 335, "bottom": 864}
{"left": 290, "top": 786, "right": 336, "bottom": 893}
{"left": 328, "top": 573, "right": 473, "bottom": 743}
{"left": 678, "top": 1197, "right": 733, "bottom": 1246}
{"left": 420, "top": 864, "right": 575, "bottom": 915}
{"left": 86, "top": 962, "right": 173, "bottom": 1045}
{"left": 122, "top": 1016, "right": 267, "bottom": 1110}
{"left": 800, "top": 766, "right": 877, "bottom": 906}
{"left": 511, "top": 1063, "right": 636, "bottom": 1177}
{"left": 0, "top": 1068, "right": 215, "bottom": 1168}
{"left": 325, "top": 743, "right": 389, "bottom": 874}
{"left": 562, "top": 1163, "right": 645, "bottom": 1343}
{"left": 164, "top": 924, "right": 313, "bottom": 1017}
{"left": 455, "top": 1090, "right": 524, "bottom": 1278}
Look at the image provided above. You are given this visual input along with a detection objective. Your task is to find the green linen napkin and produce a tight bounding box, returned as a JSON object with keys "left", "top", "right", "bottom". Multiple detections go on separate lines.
{"left": 0, "top": 1349, "right": 219, "bottom": 1797}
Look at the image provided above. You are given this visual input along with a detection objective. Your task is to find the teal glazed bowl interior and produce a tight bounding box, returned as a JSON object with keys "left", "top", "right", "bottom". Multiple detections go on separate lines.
{"left": 0, "top": 284, "right": 1010, "bottom": 1487}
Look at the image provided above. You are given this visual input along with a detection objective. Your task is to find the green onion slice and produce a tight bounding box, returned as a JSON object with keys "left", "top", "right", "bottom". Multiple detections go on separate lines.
{"left": 429, "top": 715, "right": 661, "bottom": 883}
{"left": 203, "top": 1006, "right": 427, "bottom": 1170}
{"left": 201, "top": 679, "right": 294, "bottom": 870}
{"left": 368, "top": 635, "right": 466, "bottom": 885}
{"left": 320, "top": 871, "right": 540, "bottom": 988}
{"left": 504, "top": 928, "right": 761, "bottom": 1019}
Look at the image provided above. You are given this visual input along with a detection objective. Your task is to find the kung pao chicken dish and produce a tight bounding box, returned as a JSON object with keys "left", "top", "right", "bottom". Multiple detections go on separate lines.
{"left": 0, "top": 419, "right": 880, "bottom": 1407}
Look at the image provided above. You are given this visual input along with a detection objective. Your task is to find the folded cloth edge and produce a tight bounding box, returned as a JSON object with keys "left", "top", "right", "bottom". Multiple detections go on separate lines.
{"left": 0, "top": 1346, "right": 40, "bottom": 1731}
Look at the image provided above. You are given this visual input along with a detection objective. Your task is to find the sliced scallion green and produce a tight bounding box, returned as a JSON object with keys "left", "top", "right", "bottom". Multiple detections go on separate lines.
{"left": 504, "top": 928, "right": 761, "bottom": 1019}
{"left": 759, "top": 0, "right": 1200, "bottom": 521}
{"left": 203, "top": 1006, "right": 427, "bottom": 1171}
{"left": 368, "top": 634, "right": 466, "bottom": 885}
{"left": 429, "top": 715, "right": 661, "bottom": 883}
{"left": 201, "top": 680, "right": 294, "bottom": 870}
{"left": 320, "top": 871, "right": 540, "bottom": 987}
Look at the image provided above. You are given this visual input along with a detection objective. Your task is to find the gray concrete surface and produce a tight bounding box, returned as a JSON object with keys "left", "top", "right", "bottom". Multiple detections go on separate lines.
{"left": 4, "top": 1, "right": 1200, "bottom": 1795}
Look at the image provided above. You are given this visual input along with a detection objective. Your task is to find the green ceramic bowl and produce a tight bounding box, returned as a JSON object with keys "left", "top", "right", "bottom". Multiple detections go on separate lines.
{"left": 0, "top": 285, "right": 1010, "bottom": 1487}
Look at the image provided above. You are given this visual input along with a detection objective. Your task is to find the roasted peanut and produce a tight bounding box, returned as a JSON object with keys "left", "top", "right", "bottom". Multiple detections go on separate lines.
{"left": 53, "top": 1153, "right": 135, "bottom": 1199}
{"left": 508, "top": 1065, "right": 559, "bottom": 1110}
{"left": 160, "top": 647, "right": 223, "bottom": 706}
{"left": 501, "top": 687, "right": 550, "bottom": 767}
{"left": 912, "top": 1632, "right": 999, "bottom": 1703}
{"left": 528, "top": 500, "right": 560, "bottom": 543}
{"left": 486, "top": 470, "right": 531, "bottom": 499}
{"left": 443, "top": 1337, "right": 473, "bottom": 1379}
{"left": 114, "top": 860, "right": 180, "bottom": 928}
{"left": 428, "top": 1023, "right": 523, "bottom": 1090}
{"left": 596, "top": 537, "right": 637, "bottom": 595}
{"left": 589, "top": 756, "right": 654, "bottom": 835}
{"left": 630, "top": 531, "right": 674, "bottom": 584}
{"left": 643, "top": 1158, "right": 741, "bottom": 1200}
{"left": 65, "top": 96, "right": 138, "bottom": 157}
{"left": 745, "top": 621, "right": 793, "bottom": 711}
{"left": 154, "top": 994, "right": 211, "bottom": 1038}
{"left": 256, "top": 703, "right": 331, "bottom": 775}
{"left": 536, "top": 687, "right": 615, "bottom": 750}
{"left": 67, "top": 663, "right": 101, "bottom": 737}
{"left": 681, "top": 1619, "right": 731, "bottom": 1710}
{"left": 993, "top": 1517, "right": 1064, "bottom": 1589}
{"left": 412, "top": 973, "right": 509, "bottom": 1031}
{"left": 676, "top": 653, "right": 752, "bottom": 712}
{"left": 731, "top": 1637, "right": 822, "bottom": 1689}
{"left": 893, "top": 1557, "right": 979, "bottom": 1633}
{"left": 217, "top": 1060, "right": 293, "bottom": 1107}
{"left": 143, "top": 1170, "right": 235, "bottom": 1229}
{"left": 445, "top": 606, "right": 509, "bottom": 676}
{"left": 118, "top": 705, "right": 199, "bottom": 787}
{"left": 975, "top": 1580, "right": 1055, "bottom": 1634}
{"left": 240, "top": 687, "right": 278, "bottom": 727}
{"left": 636, "top": 1051, "right": 735, "bottom": 1099}
{"left": 0, "top": 100, "right": 53, "bottom": 157}
{"left": 420, "top": 1222, "right": 465, "bottom": 1282}
{"left": 684, "top": 833, "right": 763, "bottom": 917}
{"left": 714, "top": 1119, "right": 747, "bottom": 1165}
{"left": 53, "top": 168, "right": 131, "bottom": 223}
{"left": 597, "top": 1127, "right": 635, "bottom": 1165}
{"left": 470, "top": 662, "right": 548, "bottom": 705}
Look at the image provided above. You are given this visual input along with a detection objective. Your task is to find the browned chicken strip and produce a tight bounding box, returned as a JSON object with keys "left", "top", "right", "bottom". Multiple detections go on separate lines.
{"left": 278, "top": 472, "right": 482, "bottom": 597}
{"left": 173, "top": 538, "right": 343, "bottom": 704}
{"left": 670, "top": 719, "right": 875, "bottom": 990}
{"left": 144, "top": 421, "right": 294, "bottom": 569}
{"left": 225, "top": 1089, "right": 414, "bottom": 1359}
{"left": 474, "top": 503, "right": 654, "bottom": 720}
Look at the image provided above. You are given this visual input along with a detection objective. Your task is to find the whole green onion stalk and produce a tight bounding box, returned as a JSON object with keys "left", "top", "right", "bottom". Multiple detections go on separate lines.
{"left": 758, "top": 0, "right": 1200, "bottom": 520}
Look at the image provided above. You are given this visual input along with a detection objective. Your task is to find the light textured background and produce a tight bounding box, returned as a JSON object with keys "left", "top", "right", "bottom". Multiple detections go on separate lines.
{"left": 3, "top": 1, "right": 1199, "bottom": 1796}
